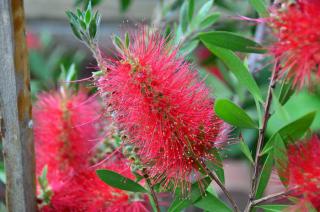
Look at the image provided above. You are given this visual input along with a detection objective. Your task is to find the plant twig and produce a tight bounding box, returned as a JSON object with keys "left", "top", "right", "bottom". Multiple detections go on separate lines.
{"left": 245, "top": 60, "right": 280, "bottom": 212}
{"left": 142, "top": 170, "right": 160, "bottom": 212}
{"left": 198, "top": 160, "right": 240, "bottom": 212}
{"left": 252, "top": 189, "right": 295, "bottom": 206}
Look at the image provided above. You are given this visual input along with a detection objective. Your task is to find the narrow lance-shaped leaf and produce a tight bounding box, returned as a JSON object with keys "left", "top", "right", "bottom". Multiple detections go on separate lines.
{"left": 85, "top": 1, "right": 92, "bottom": 26}
{"left": 191, "top": 0, "right": 213, "bottom": 29}
{"left": 125, "top": 32, "right": 130, "bottom": 48}
{"left": 256, "top": 153, "right": 274, "bottom": 198}
{"left": 202, "top": 45, "right": 263, "bottom": 102}
{"left": 272, "top": 90, "right": 290, "bottom": 122}
{"left": 239, "top": 138, "right": 254, "bottom": 164}
{"left": 96, "top": 169, "right": 148, "bottom": 193}
{"left": 199, "top": 13, "right": 220, "bottom": 29}
{"left": 179, "top": 1, "right": 189, "bottom": 33}
{"left": 120, "top": 0, "right": 132, "bottom": 12}
{"left": 278, "top": 79, "right": 295, "bottom": 105}
{"left": 262, "top": 111, "right": 316, "bottom": 154}
{"left": 273, "top": 134, "right": 288, "bottom": 186}
{"left": 194, "top": 192, "right": 232, "bottom": 212}
{"left": 255, "top": 205, "right": 289, "bottom": 212}
{"left": 215, "top": 98, "right": 258, "bottom": 129}
{"left": 113, "top": 35, "right": 125, "bottom": 53}
{"left": 249, "top": 0, "right": 269, "bottom": 17}
{"left": 188, "top": 0, "right": 194, "bottom": 22}
{"left": 89, "top": 17, "right": 97, "bottom": 39}
{"left": 207, "top": 148, "right": 225, "bottom": 184}
{"left": 180, "top": 39, "right": 199, "bottom": 55}
{"left": 168, "top": 177, "right": 211, "bottom": 212}
{"left": 199, "top": 31, "right": 266, "bottom": 53}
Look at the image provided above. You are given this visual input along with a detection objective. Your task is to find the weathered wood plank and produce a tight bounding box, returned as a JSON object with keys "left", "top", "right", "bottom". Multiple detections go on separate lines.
{"left": 0, "top": 0, "right": 36, "bottom": 211}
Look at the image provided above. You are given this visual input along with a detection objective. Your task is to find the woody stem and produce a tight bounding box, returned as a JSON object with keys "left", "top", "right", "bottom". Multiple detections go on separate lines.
{"left": 252, "top": 189, "right": 294, "bottom": 206}
{"left": 142, "top": 170, "right": 160, "bottom": 212}
{"left": 198, "top": 160, "right": 240, "bottom": 212}
{"left": 245, "top": 59, "right": 280, "bottom": 212}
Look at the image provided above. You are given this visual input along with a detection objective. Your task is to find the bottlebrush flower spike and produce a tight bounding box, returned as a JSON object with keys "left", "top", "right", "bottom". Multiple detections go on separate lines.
{"left": 33, "top": 89, "right": 102, "bottom": 187}
{"left": 40, "top": 155, "right": 148, "bottom": 212}
{"left": 269, "top": 0, "right": 320, "bottom": 88}
{"left": 97, "top": 28, "right": 224, "bottom": 196}
{"left": 285, "top": 135, "right": 320, "bottom": 209}
{"left": 26, "top": 32, "right": 42, "bottom": 50}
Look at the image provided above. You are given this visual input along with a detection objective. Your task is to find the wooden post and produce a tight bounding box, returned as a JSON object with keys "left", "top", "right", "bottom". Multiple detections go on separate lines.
{"left": 0, "top": 0, "right": 36, "bottom": 211}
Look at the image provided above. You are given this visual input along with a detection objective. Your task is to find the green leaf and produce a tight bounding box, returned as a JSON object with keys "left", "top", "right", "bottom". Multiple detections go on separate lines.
{"left": 262, "top": 111, "right": 316, "bottom": 154}
{"left": 168, "top": 177, "right": 211, "bottom": 212}
{"left": 180, "top": 39, "right": 199, "bottom": 55}
{"left": 199, "top": 31, "right": 266, "bottom": 53}
{"left": 188, "top": 0, "right": 195, "bottom": 22}
{"left": 79, "top": 19, "right": 87, "bottom": 31}
{"left": 273, "top": 134, "right": 288, "bottom": 186}
{"left": 179, "top": 1, "right": 189, "bottom": 33}
{"left": 215, "top": 99, "right": 258, "bottom": 128}
{"left": 76, "top": 8, "right": 83, "bottom": 17}
{"left": 239, "top": 139, "right": 254, "bottom": 164}
{"left": 194, "top": 192, "right": 232, "bottom": 212}
{"left": 256, "top": 153, "right": 274, "bottom": 198}
{"left": 96, "top": 169, "right": 147, "bottom": 193}
{"left": 65, "top": 64, "right": 77, "bottom": 82}
{"left": 89, "top": 18, "right": 97, "bottom": 39}
{"left": 69, "top": 23, "right": 82, "bottom": 40}
{"left": 202, "top": 45, "right": 262, "bottom": 102}
{"left": 66, "top": 11, "right": 83, "bottom": 40}
{"left": 199, "top": 13, "right": 220, "bottom": 29}
{"left": 278, "top": 80, "right": 294, "bottom": 105}
{"left": 85, "top": 1, "right": 92, "bottom": 25}
{"left": 249, "top": 0, "right": 269, "bottom": 17}
{"left": 125, "top": 32, "right": 130, "bottom": 48}
{"left": 272, "top": 90, "right": 290, "bottom": 122}
{"left": 0, "top": 162, "right": 5, "bottom": 184}
{"left": 198, "top": 68, "right": 232, "bottom": 99}
{"left": 120, "top": 0, "right": 132, "bottom": 12}
{"left": 113, "top": 35, "right": 125, "bottom": 53}
{"left": 192, "top": 0, "right": 213, "bottom": 29}
{"left": 208, "top": 148, "right": 225, "bottom": 184}
{"left": 255, "top": 205, "right": 288, "bottom": 212}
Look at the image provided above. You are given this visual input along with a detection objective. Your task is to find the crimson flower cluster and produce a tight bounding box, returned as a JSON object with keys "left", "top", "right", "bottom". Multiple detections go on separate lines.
{"left": 97, "top": 28, "right": 225, "bottom": 195}
{"left": 34, "top": 90, "right": 147, "bottom": 211}
{"left": 269, "top": 0, "right": 320, "bottom": 88}
{"left": 285, "top": 135, "right": 320, "bottom": 210}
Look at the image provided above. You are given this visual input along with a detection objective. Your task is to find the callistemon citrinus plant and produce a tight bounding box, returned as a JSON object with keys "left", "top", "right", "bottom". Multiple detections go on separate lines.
{"left": 269, "top": 0, "right": 320, "bottom": 88}
{"left": 34, "top": 89, "right": 148, "bottom": 211}
{"left": 96, "top": 28, "right": 225, "bottom": 196}
{"left": 282, "top": 135, "right": 320, "bottom": 210}
{"left": 62, "top": 0, "right": 320, "bottom": 211}
{"left": 40, "top": 155, "right": 148, "bottom": 212}
{"left": 34, "top": 89, "right": 101, "bottom": 181}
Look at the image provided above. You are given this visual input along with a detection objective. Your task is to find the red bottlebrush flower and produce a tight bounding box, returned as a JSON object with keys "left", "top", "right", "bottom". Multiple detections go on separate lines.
{"left": 26, "top": 32, "right": 42, "bottom": 50}
{"left": 285, "top": 135, "right": 320, "bottom": 209}
{"left": 97, "top": 28, "right": 224, "bottom": 195}
{"left": 33, "top": 90, "right": 102, "bottom": 187}
{"left": 269, "top": 0, "right": 320, "bottom": 88}
{"left": 41, "top": 155, "right": 148, "bottom": 212}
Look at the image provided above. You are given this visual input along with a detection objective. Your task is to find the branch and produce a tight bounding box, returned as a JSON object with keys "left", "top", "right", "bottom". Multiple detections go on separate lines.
{"left": 245, "top": 60, "right": 280, "bottom": 212}
{"left": 252, "top": 189, "right": 294, "bottom": 206}
{"left": 198, "top": 160, "right": 240, "bottom": 212}
{"left": 142, "top": 170, "right": 160, "bottom": 212}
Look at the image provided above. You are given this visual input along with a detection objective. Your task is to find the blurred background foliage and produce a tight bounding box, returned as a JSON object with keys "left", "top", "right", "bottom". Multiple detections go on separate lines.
{"left": 0, "top": 0, "right": 319, "bottom": 211}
